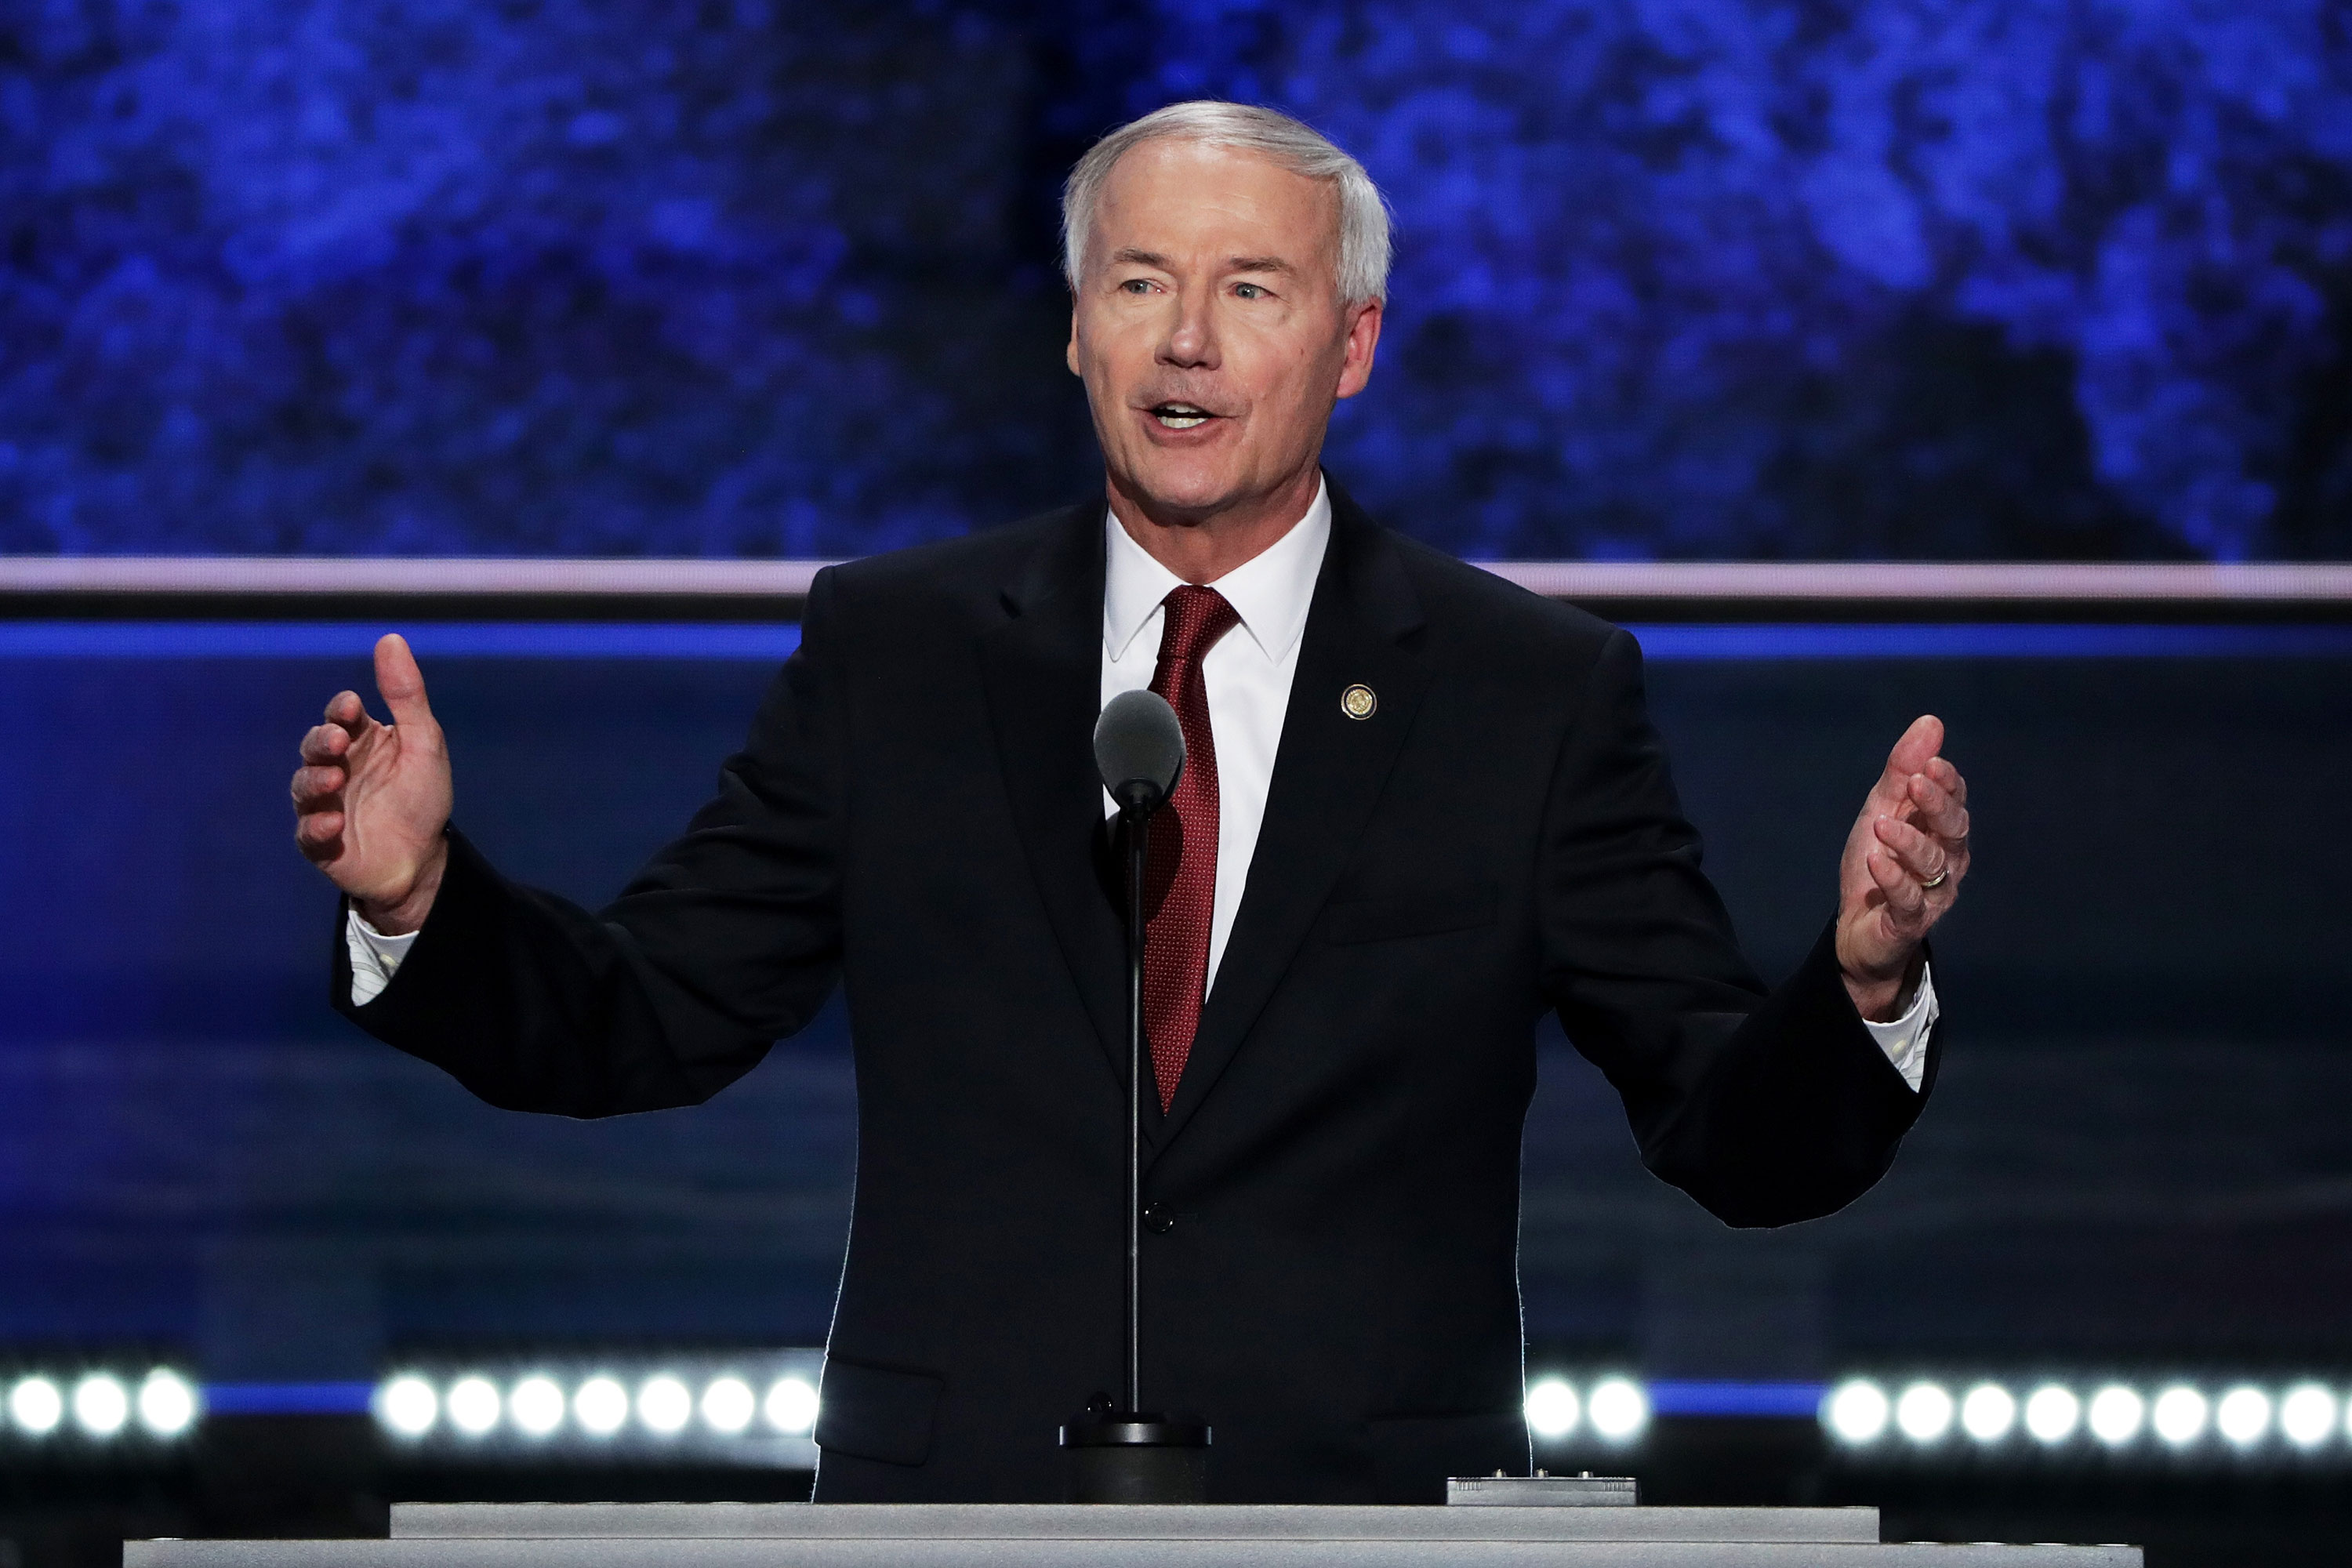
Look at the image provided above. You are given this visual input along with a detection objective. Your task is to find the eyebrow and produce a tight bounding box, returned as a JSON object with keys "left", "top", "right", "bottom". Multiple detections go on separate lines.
{"left": 1105, "top": 248, "right": 1299, "bottom": 277}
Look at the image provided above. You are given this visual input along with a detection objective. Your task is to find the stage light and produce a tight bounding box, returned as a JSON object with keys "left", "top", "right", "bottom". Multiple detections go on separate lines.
{"left": 9, "top": 1377, "right": 64, "bottom": 1436}
{"left": 2216, "top": 1386, "right": 2271, "bottom": 1448}
{"left": 73, "top": 1375, "right": 129, "bottom": 1437}
{"left": 2278, "top": 1385, "right": 2336, "bottom": 1449}
{"left": 377, "top": 1376, "right": 438, "bottom": 1437}
{"left": 701, "top": 1377, "right": 755, "bottom": 1434}
{"left": 2024, "top": 1385, "right": 2080, "bottom": 1444}
{"left": 2088, "top": 1385, "right": 2144, "bottom": 1446}
{"left": 1523, "top": 1378, "right": 1579, "bottom": 1438}
{"left": 1960, "top": 1383, "right": 2016, "bottom": 1442}
{"left": 765, "top": 1376, "right": 818, "bottom": 1434}
{"left": 2152, "top": 1385, "right": 2209, "bottom": 1446}
{"left": 446, "top": 1377, "right": 501, "bottom": 1436}
{"left": 637, "top": 1376, "right": 691, "bottom": 1435}
{"left": 1824, "top": 1379, "right": 1890, "bottom": 1444}
{"left": 1895, "top": 1382, "right": 1953, "bottom": 1443}
{"left": 574, "top": 1377, "right": 628, "bottom": 1436}
{"left": 136, "top": 1370, "right": 198, "bottom": 1437}
{"left": 1586, "top": 1377, "right": 1647, "bottom": 1441}
{"left": 509, "top": 1377, "right": 564, "bottom": 1436}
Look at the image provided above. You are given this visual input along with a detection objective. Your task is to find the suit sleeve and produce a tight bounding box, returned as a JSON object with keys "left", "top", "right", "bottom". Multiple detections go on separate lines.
{"left": 1537, "top": 628, "right": 1932, "bottom": 1227}
{"left": 330, "top": 568, "right": 850, "bottom": 1118}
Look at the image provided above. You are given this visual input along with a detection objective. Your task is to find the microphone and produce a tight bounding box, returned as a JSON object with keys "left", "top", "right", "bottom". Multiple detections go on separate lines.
{"left": 1064, "top": 688, "right": 1210, "bottom": 1503}
{"left": 1094, "top": 688, "right": 1185, "bottom": 815}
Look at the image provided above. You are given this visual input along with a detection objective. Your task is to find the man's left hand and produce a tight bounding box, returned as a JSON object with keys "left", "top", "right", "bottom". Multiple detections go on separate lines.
{"left": 1836, "top": 714, "right": 1970, "bottom": 1021}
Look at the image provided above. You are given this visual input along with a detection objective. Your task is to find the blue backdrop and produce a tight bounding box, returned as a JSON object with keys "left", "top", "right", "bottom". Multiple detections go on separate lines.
{"left": 8, "top": 633, "right": 2352, "bottom": 1380}
{"left": 5, "top": 0, "right": 2350, "bottom": 561}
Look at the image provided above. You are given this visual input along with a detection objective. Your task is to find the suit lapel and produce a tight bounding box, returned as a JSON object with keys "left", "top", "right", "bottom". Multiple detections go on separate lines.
{"left": 1153, "top": 487, "right": 1431, "bottom": 1153}
{"left": 978, "top": 504, "right": 1134, "bottom": 1098}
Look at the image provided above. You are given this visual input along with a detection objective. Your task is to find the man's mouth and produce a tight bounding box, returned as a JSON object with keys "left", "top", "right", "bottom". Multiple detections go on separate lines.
{"left": 1149, "top": 402, "right": 1216, "bottom": 430}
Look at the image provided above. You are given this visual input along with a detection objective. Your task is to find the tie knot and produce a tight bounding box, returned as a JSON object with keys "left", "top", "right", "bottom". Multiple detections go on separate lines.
{"left": 1159, "top": 585, "right": 1241, "bottom": 666}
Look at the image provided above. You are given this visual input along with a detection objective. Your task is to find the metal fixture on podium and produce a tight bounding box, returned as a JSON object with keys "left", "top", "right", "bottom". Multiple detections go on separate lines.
{"left": 1446, "top": 1472, "right": 1639, "bottom": 1506}
{"left": 1062, "top": 688, "right": 1210, "bottom": 1504}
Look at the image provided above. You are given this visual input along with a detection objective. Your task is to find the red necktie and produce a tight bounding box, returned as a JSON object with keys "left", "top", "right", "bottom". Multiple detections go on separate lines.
{"left": 1141, "top": 586, "right": 1240, "bottom": 1112}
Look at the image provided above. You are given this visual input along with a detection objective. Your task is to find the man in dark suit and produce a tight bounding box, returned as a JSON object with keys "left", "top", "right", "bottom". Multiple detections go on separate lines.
{"left": 290, "top": 103, "right": 1971, "bottom": 1504}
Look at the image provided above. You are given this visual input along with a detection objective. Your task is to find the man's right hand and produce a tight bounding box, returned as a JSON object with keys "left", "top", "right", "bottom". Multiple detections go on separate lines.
{"left": 292, "top": 633, "right": 453, "bottom": 935}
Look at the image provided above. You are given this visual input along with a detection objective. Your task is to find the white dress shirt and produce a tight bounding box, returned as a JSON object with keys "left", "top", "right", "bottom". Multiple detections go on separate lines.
{"left": 1099, "top": 478, "right": 1334, "bottom": 993}
{"left": 350, "top": 474, "right": 1934, "bottom": 1089}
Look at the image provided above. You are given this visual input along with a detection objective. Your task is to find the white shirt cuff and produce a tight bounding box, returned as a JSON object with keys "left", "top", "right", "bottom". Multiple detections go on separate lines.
{"left": 344, "top": 909, "right": 419, "bottom": 1007}
{"left": 1861, "top": 960, "right": 1937, "bottom": 1093}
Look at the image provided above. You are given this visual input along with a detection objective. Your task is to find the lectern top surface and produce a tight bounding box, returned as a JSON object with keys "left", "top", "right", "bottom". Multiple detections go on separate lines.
{"left": 390, "top": 1502, "right": 1876, "bottom": 1543}
{"left": 129, "top": 1536, "right": 2146, "bottom": 1568}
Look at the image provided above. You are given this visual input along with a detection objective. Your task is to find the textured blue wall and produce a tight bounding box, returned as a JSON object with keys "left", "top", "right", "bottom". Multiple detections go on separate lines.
{"left": 7, "top": 638, "right": 2352, "bottom": 1373}
{"left": 4, "top": 0, "right": 2349, "bottom": 561}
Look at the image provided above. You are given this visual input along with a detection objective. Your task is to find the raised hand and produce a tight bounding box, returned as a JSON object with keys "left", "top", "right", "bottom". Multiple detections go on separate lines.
{"left": 290, "top": 633, "right": 453, "bottom": 934}
{"left": 1835, "top": 714, "right": 1970, "bottom": 1021}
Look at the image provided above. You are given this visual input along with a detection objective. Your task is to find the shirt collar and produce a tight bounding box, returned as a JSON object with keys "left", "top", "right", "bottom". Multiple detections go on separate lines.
{"left": 1102, "top": 474, "right": 1332, "bottom": 664}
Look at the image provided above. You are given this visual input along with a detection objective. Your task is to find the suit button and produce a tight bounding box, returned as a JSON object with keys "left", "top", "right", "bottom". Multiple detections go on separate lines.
{"left": 1142, "top": 1204, "right": 1176, "bottom": 1234}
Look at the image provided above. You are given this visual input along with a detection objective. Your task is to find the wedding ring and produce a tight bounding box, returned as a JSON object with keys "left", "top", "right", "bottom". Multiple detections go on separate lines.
{"left": 1918, "top": 868, "right": 1949, "bottom": 891}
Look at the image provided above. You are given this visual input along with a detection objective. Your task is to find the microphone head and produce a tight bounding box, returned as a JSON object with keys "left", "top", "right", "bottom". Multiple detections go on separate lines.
{"left": 1094, "top": 689, "right": 1185, "bottom": 814}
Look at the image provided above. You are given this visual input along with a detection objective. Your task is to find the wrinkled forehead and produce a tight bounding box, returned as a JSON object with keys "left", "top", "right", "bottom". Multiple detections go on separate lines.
{"left": 1087, "top": 139, "right": 1342, "bottom": 280}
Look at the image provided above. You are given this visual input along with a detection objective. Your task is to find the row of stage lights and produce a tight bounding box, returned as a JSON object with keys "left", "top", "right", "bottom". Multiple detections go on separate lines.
{"left": 1824, "top": 1378, "right": 2352, "bottom": 1456}
{"left": 2, "top": 1370, "right": 201, "bottom": 1441}
{"left": 374, "top": 1372, "right": 819, "bottom": 1441}
{"left": 1521, "top": 1377, "right": 1650, "bottom": 1443}
{"left": 10, "top": 1361, "right": 2348, "bottom": 1470}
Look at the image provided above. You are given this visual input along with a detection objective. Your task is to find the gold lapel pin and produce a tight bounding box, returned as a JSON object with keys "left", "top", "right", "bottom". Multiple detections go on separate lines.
{"left": 1341, "top": 684, "right": 1377, "bottom": 720}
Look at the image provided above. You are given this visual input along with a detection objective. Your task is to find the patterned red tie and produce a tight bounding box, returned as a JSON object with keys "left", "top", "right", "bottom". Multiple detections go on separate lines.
{"left": 1141, "top": 585, "right": 1241, "bottom": 1112}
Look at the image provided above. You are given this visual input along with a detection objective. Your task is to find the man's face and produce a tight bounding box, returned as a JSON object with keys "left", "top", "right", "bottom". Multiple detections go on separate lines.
{"left": 1067, "top": 139, "right": 1381, "bottom": 524}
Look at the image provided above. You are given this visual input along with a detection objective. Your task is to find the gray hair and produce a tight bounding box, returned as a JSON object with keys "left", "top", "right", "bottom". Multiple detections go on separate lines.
{"left": 1061, "top": 101, "right": 1392, "bottom": 307}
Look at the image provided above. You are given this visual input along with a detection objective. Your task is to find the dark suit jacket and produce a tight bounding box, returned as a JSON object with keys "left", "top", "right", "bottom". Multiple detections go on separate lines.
{"left": 335, "top": 479, "right": 1933, "bottom": 1503}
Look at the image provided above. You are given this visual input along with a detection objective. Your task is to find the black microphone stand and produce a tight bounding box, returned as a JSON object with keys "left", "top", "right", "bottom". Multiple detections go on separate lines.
{"left": 1122, "top": 790, "right": 1147, "bottom": 1414}
{"left": 1060, "top": 786, "right": 1210, "bottom": 1503}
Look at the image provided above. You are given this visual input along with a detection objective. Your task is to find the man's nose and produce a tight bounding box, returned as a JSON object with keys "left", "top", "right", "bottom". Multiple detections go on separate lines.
{"left": 1157, "top": 289, "right": 1219, "bottom": 369}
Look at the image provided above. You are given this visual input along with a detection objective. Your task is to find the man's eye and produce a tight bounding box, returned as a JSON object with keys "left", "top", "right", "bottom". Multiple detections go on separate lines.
{"left": 1120, "top": 278, "right": 1153, "bottom": 294}
{"left": 1236, "top": 283, "right": 1266, "bottom": 299}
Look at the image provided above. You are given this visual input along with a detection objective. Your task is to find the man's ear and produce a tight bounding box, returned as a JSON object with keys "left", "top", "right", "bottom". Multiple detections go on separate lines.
{"left": 1334, "top": 297, "right": 1383, "bottom": 400}
{"left": 1066, "top": 306, "right": 1082, "bottom": 377}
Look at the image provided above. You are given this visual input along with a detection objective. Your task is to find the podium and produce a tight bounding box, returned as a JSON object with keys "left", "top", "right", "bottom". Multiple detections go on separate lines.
{"left": 126, "top": 1502, "right": 2143, "bottom": 1566}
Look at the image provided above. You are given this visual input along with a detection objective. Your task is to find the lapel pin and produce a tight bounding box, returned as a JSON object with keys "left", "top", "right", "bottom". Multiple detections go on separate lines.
{"left": 1341, "top": 684, "right": 1377, "bottom": 720}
